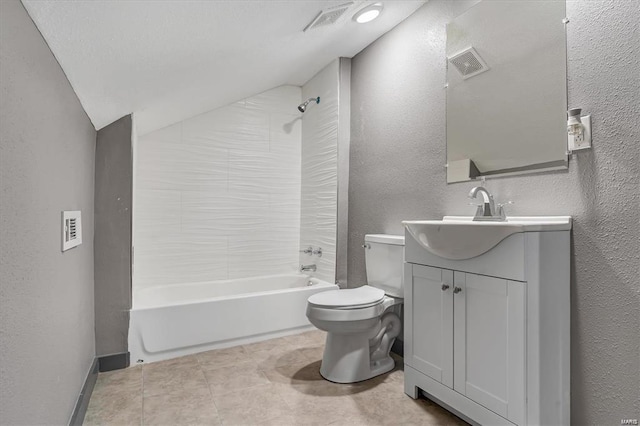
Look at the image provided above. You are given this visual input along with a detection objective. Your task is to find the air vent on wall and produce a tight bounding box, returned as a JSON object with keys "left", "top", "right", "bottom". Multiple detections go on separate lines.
{"left": 304, "top": 2, "right": 354, "bottom": 32}
{"left": 448, "top": 47, "right": 490, "bottom": 80}
{"left": 62, "top": 210, "right": 82, "bottom": 251}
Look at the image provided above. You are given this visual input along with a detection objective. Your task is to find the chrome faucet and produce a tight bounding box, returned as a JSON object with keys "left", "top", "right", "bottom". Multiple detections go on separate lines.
{"left": 468, "top": 186, "right": 506, "bottom": 221}
{"left": 300, "top": 246, "right": 323, "bottom": 257}
{"left": 300, "top": 264, "right": 317, "bottom": 272}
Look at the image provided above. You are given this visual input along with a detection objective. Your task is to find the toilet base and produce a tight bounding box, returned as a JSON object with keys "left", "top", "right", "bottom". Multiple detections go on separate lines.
{"left": 318, "top": 313, "right": 399, "bottom": 383}
{"left": 320, "top": 352, "right": 395, "bottom": 383}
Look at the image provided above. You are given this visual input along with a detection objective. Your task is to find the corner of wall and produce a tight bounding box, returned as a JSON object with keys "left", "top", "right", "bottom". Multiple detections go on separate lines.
{"left": 336, "top": 58, "right": 351, "bottom": 287}
{"left": 94, "top": 114, "right": 133, "bottom": 357}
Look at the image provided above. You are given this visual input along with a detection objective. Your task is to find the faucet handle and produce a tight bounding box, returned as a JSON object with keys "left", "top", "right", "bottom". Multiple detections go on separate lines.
{"left": 299, "top": 246, "right": 313, "bottom": 255}
{"left": 495, "top": 200, "right": 513, "bottom": 219}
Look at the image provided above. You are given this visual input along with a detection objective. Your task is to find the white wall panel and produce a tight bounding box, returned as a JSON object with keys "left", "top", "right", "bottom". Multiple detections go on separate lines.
{"left": 137, "top": 137, "right": 229, "bottom": 192}
{"left": 134, "top": 189, "right": 181, "bottom": 242}
{"left": 182, "top": 103, "right": 270, "bottom": 152}
{"left": 134, "top": 85, "right": 302, "bottom": 291}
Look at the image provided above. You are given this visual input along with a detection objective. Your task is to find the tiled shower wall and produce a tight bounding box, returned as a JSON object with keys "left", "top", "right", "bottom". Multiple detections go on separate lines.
{"left": 134, "top": 86, "right": 302, "bottom": 291}
{"left": 299, "top": 60, "right": 340, "bottom": 283}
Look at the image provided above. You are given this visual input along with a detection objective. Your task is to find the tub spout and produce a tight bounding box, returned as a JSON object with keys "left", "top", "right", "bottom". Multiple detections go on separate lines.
{"left": 300, "top": 264, "right": 316, "bottom": 272}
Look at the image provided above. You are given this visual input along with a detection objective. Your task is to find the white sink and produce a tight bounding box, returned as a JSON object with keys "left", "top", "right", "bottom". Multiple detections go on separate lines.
{"left": 402, "top": 216, "right": 572, "bottom": 260}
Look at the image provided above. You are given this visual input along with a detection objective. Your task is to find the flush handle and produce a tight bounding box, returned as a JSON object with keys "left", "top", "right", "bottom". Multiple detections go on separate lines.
{"left": 441, "top": 284, "right": 450, "bottom": 291}
{"left": 453, "top": 286, "right": 462, "bottom": 294}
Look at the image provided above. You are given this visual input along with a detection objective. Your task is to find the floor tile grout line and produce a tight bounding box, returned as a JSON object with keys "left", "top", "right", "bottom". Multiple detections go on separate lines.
{"left": 140, "top": 365, "right": 145, "bottom": 426}
{"left": 196, "top": 350, "right": 224, "bottom": 425}
{"left": 215, "top": 381, "right": 292, "bottom": 425}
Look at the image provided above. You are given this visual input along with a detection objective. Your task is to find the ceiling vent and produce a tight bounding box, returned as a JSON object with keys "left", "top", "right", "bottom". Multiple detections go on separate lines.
{"left": 448, "top": 47, "right": 490, "bottom": 80}
{"left": 304, "top": 2, "right": 354, "bottom": 32}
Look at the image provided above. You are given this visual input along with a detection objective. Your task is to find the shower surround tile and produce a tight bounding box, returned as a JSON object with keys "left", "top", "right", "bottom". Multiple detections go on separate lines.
{"left": 182, "top": 104, "right": 270, "bottom": 152}
{"left": 134, "top": 85, "right": 302, "bottom": 291}
{"left": 137, "top": 138, "right": 228, "bottom": 192}
{"left": 245, "top": 85, "right": 301, "bottom": 114}
{"left": 134, "top": 238, "right": 228, "bottom": 288}
{"left": 180, "top": 191, "right": 270, "bottom": 236}
{"left": 135, "top": 77, "right": 339, "bottom": 292}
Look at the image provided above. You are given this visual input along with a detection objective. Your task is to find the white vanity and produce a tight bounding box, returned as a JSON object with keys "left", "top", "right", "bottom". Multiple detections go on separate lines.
{"left": 403, "top": 215, "right": 572, "bottom": 426}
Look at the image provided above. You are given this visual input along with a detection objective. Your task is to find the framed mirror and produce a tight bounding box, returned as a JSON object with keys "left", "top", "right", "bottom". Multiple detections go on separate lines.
{"left": 446, "top": 0, "right": 568, "bottom": 183}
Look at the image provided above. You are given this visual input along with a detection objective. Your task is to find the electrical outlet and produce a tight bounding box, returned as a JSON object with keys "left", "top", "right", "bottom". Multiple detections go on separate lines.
{"left": 568, "top": 115, "right": 591, "bottom": 152}
{"left": 574, "top": 130, "right": 584, "bottom": 146}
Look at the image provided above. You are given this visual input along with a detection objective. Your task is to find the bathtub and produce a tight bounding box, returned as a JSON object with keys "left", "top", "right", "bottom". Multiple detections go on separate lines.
{"left": 128, "top": 274, "right": 337, "bottom": 363}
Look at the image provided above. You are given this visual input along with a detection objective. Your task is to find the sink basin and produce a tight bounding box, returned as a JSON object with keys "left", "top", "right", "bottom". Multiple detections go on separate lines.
{"left": 402, "top": 216, "right": 572, "bottom": 260}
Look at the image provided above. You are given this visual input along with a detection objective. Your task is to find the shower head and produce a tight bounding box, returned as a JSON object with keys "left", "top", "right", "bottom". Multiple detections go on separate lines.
{"left": 298, "top": 97, "right": 320, "bottom": 113}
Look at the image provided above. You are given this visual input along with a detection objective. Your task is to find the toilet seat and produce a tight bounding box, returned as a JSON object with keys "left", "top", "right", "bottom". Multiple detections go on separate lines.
{"left": 307, "top": 294, "right": 401, "bottom": 323}
{"left": 307, "top": 286, "right": 385, "bottom": 309}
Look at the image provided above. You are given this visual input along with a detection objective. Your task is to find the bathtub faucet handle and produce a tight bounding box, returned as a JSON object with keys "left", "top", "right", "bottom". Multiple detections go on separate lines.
{"left": 299, "top": 246, "right": 313, "bottom": 255}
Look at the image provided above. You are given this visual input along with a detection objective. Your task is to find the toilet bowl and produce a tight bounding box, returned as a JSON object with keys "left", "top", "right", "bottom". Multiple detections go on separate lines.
{"left": 306, "top": 234, "right": 404, "bottom": 383}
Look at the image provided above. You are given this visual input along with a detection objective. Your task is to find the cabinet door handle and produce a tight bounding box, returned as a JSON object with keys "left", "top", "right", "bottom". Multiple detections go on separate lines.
{"left": 453, "top": 286, "right": 462, "bottom": 294}
{"left": 441, "top": 284, "right": 450, "bottom": 291}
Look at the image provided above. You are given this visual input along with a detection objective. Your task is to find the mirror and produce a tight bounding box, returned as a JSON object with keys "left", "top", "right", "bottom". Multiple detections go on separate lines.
{"left": 446, "top": 0, "right": 567, "bottom": 183}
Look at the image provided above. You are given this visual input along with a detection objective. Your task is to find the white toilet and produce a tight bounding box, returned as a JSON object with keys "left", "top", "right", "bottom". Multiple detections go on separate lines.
{"left": 306, "top": 234, "right": 404, "bottom": 383}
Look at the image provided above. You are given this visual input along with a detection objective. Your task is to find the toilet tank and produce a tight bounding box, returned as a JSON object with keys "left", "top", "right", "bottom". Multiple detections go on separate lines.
{"left": 365, "top": 234, "right": 405, "bottom": 298}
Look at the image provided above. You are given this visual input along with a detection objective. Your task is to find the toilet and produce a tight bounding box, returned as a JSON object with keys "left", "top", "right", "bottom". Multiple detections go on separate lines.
{"left": 306, "top": 234, "right": 404, "bottom": 383}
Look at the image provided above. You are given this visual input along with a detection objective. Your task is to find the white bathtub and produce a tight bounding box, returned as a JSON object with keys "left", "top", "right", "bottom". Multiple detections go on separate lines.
{"left": 128, "top": 274, "right": 337, "bottom": 363}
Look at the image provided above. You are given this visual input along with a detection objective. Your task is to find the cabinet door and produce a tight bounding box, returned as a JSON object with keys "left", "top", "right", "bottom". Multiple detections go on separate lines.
{"left": 453, "top": 272, "right": 526, "bottom": 425}
{"left": 404, "top": 264, "right": 454, "bottom": 388}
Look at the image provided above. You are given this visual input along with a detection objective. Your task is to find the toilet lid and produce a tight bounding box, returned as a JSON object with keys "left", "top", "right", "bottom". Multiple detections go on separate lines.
{"left": 308, "top": 286, "right": 385, "bottom": 309}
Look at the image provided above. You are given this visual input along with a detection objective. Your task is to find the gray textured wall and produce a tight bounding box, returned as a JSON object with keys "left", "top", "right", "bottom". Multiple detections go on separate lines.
{"left": 0, "top": 0, "right": 97, "bottom": 423}
{"left": 336, "top": 57, "right": 352, "bottom": 287}
{"left": 94, "top": 115, "right": 132, "bottom": 357}
{"left": 347, "top": 0, "right": 640, "bottom": 424}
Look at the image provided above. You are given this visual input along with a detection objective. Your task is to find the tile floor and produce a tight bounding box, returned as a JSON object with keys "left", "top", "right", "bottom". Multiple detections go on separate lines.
{"left": 84, "top": 330, "right": 468, "bottom": 425}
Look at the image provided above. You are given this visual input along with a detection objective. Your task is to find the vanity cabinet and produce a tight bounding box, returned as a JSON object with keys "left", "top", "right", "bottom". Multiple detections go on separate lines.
{"left": 403, "top": 228, "right": 570, "bottom": 426}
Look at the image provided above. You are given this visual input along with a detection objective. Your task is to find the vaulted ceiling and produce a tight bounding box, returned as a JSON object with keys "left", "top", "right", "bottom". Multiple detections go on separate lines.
{"left": 22, "top": 1, "right": 426, "bottom": 134}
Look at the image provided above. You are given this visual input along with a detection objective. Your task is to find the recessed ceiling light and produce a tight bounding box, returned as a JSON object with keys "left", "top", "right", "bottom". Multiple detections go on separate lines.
{"left": 353, "top": 3, "right": 383, "bottom": 24}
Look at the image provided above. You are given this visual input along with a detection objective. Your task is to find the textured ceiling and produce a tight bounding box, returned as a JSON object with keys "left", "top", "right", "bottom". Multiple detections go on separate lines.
{"left": 22, "top": 0, "right": 426, "bottom": 134}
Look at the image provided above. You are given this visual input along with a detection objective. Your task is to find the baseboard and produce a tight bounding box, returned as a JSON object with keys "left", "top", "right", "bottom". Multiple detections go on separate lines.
{"left": 98, "top": 352, "right": 130, "bottom": 372}
{"left": 69, "top": 357, "right": 99, "bottom": 426}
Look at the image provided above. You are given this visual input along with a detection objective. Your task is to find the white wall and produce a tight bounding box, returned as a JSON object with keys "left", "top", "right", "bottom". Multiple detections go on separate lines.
{"left": 134, "top": 86, "right": 302, "bottom": 293}
{"left": 299, "top": 60, "right": 341, "bottom": 283}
